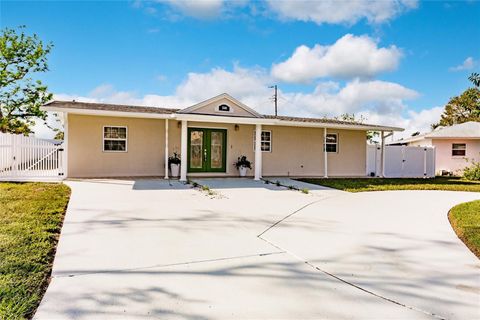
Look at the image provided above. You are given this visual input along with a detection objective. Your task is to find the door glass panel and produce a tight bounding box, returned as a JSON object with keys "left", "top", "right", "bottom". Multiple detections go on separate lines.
{"left": 210, "top": 131, "right": 223, "bottom": 169}
{"left": 190, "top": 130, "right": 204, "bottom": 169}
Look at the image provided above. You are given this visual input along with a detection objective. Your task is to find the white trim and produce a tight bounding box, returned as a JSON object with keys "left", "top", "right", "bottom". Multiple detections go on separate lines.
{"left": 215, "top": 104, "right": 234, "bottom": 113}
{"left": 63, "top": 112, "right": 69, "bottom": 178}
{"left": 187, "top": 124, "right": 229, "bottom": 130}
{"left": 42, "top": 105, "right": 403, "bottom": 132}
{"left": 379, "top": 131, "right": 393, "bottom": 178}
{"left": 164, "top": 119, "right": 169, "bottom": 179}
{"left": 178, "top": 93, "right": 262, "bottom": 118}
{"left": 254, "top": 124, "right": 262, "bottom": 180}
{"left": 324, "top": 133, "right": 338, "bottom": 153}
{"left": 253, "top": 130, "right": 272, "bottom": 153}
{"left": 273, "top": 119, "right": 402, "bottom": 132}
{"left": 380, "top": 131, "right": 385, "bottom": 178}
{"left": 432, "top": 137, "right": 480, "bottom": 140}
{"left": 323, "top": 128, "right": 328, "bottom": 178}
{"left": 180, "top": 120, "right": 188, "bottom": 182}
{"left": 42, "top": 106, "right": 174, "bottom": 120}
{"left": 103, "top": 126, "right": 128, "bottom": 153}
{"left": 451, "top": 143, "right": 467, "bottom": 157}
{"left": 175, "top": 113, "right": 274, "bottom": 125}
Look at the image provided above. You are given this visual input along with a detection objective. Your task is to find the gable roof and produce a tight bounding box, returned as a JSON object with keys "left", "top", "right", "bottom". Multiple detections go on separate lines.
{"left": 425, "top": 121, "right": 480, "bottom": 139}
{"left": 177, "top": 93, "right": 262, "bottom": 118}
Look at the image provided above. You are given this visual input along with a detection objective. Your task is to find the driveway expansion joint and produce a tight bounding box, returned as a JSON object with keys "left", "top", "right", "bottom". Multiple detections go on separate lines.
{"left": 257, "top": 205, "right": 448, "bottom": 320}
{"left": 52, "top": 251, "right": 286, "bottom": 279}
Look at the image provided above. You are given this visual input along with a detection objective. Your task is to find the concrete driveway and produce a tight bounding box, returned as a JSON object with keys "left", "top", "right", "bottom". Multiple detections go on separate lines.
{"left": 34, "top": 178, "right": 480, "bottom": 320}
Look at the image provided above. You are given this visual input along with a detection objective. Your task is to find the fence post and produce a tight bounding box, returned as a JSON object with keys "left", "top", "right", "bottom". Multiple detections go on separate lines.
{"left": 423, "top": 147, "right": 427, "bottom": 178}
{"left": 11, "top": 134, "right": 17, "bottom": 178}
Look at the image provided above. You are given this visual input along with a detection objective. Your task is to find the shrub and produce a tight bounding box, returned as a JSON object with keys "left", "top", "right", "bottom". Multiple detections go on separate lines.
{"left": 234, "top": 155, "right": 252, "bottom": 169}
{"left": 463, "top": 160, "right": 480, "bottom": 181}
{"left": 168, "top": 152, "right": 181, "bottom": 166}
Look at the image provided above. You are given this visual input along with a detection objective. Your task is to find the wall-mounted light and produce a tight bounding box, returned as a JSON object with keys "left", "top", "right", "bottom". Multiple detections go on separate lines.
{"left": 234, "top": 124, "right": 239, "bottom": 131}
{"left": 177, "top": 121, "right": 182, "bottom": 129}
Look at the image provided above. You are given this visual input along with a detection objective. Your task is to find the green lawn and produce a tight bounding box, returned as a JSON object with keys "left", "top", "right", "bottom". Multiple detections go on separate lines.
{"left": 449, "top": 200, "right": 480, "bottom": 258}
{"left": 0, "top": 182, "right": 71, "bottom": 320}
{"left": 298, "top": 177, "right": 480, "bottom": 193}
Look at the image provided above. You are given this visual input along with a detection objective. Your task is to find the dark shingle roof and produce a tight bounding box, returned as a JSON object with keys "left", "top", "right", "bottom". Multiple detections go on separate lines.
{"left": 44, "top": 100, "right": 179, "bottom": 114}
{"left": 44, "top": 100, "right": 402, "bottom": 130}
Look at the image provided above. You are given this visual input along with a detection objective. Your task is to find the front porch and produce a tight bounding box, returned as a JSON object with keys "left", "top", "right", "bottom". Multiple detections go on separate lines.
{"left": 173, "top": 120, "right": 265, "bottom": 181}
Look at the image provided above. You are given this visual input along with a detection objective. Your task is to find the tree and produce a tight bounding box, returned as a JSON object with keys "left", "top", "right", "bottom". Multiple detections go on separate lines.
{"left": 0, "top": 26, "right": 53, "bottom": 135}
{"left": 469, "top": 72, "right": 480, "bottom": 88}
{"left": 432, "top": 87, "right": 480, "bottom": 129}
{"left": 53, "top": 130, "right": 64, "bottom": 140}
{"left": 336, "top": 112, "right": 379, "bottom": 143}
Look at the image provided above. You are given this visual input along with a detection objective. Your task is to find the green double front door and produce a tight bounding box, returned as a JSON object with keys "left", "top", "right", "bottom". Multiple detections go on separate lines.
{"left": 188, "top": 128, "right": 227, "bottom": 172}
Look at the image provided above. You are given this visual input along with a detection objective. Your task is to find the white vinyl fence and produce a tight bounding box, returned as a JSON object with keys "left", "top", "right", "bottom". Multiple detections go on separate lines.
{"left": 367, "top": 144, "right": 435, "bottom": 178}
{"left": 0, "top": 132, "right": 65, "bottom": 181}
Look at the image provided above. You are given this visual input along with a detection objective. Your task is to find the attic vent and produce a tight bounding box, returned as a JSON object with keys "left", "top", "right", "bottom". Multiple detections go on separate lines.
{"left": 218, "top": 104, "right": 231, "bottom": 112}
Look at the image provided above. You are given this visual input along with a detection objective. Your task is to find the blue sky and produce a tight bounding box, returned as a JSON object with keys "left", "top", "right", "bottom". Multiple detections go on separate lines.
{"left": 2, "top": 0, "right": 480, "bottom": 137}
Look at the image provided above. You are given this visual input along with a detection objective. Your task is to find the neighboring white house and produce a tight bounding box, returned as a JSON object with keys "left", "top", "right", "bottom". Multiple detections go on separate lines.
{"left": 389, "top": 121, "right": 480, "bottom": 175}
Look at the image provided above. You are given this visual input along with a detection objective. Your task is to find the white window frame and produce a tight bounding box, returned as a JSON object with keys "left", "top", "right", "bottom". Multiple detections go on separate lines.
{"left": 215, "top": 104, "right": 234, "bottom": 113}
{"left": 452, "top": 143, "right": 466, "bottom": 157}
{"left": 324, "top": 133, "right": 338, "bottom": 153}
{"left": 253, "top": 130, "right": 272, "bottom": 152}
{"left": 103, "top": 126, "right": 128, "bottom": 153}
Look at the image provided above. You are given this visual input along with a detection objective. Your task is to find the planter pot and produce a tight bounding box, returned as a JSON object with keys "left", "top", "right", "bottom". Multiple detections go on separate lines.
{"left": 170, "top": 163, "right": 180, "bottom": 178}
{"left": 239, "top": 166, "right": 248, "bottom": 177}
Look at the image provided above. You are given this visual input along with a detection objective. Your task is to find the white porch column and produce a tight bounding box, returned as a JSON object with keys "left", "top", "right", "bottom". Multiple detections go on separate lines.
{"left": 164, "top": 119, "right": 169, "bottom": 179}
{"left": 180, "top": 120, "right": 188, "bottom": 182}
{"left": 63, "top": 112, "right": 69, "bottom": 179}
{"left": 323, "top": 127, "right": 328, "bottom": 178}
{"left": 380, "top": 131, "right": 385, "bottom": 178}
{"left": 254, "top": 124, "right": 262, "bottom": 180}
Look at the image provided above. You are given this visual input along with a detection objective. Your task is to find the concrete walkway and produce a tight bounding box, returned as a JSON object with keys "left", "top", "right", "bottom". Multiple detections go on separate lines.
{"left": 34, "top": 178, "right": 480, "bottom": 319}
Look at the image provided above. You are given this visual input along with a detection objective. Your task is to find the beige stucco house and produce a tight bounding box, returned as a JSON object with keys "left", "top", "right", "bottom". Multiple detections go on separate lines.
{"left": 389, "top": 121, "right": 480, "bottom": 175}
{"left": 42, "top": 93, "right": 402, "bottom": 180}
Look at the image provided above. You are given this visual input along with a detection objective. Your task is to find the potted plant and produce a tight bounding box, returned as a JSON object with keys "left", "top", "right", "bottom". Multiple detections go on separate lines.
{"left": 168, "top": 152, "right": 181, "bottom": 178}
{"left": 234, "top": 155, "right": 252, "bottom": 177}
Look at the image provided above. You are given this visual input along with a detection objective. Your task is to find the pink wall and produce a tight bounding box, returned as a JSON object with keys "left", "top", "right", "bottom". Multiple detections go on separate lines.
{"left": 433, "top": 139, "right": 480, "bottom": 175}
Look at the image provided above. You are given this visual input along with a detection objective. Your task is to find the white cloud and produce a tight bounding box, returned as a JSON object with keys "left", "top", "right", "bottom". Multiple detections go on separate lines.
{"left": 156, "top": 0, "right": 249, "bottom": 21}
{"left": 31, "top": 113, "right": 63, "bottom": 139}
{"left": 175, "top": 65, "right": 271, "bottom": 103}
{"left": 145, "top": 0, "right": 416, "bottom": 24}
{"left": 358, "top": 106, "right": 443, "bottom": 141}
{"left": 272, "top": 34, "right": 402, "bottom": 83}
{"left": 158, "top": 0, "right": 225, "bottom": 19}
{"left": 449, "top": 57, "right": 476, "bottom": 71}
{"left": 280, "top": 79, "right": 418, "bottom": 116}
{"left": 266, "top": 0, "right": 418, "bottom": 25}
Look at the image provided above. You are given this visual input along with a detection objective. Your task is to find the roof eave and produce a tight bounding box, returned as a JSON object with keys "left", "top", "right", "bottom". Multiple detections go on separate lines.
{"left": 273, "top": 119, "right": 404, "bottom": 131}
{"left": 425, "top": 135, "right": 480, "bottom": 139}
{"left": 41, "top": 106, "right": 175, "bottom": 119}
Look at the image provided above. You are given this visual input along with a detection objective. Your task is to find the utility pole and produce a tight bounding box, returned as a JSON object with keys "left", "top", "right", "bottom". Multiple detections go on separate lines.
{"left": 269, "top": 85, "right": 278, "bottom": 116}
